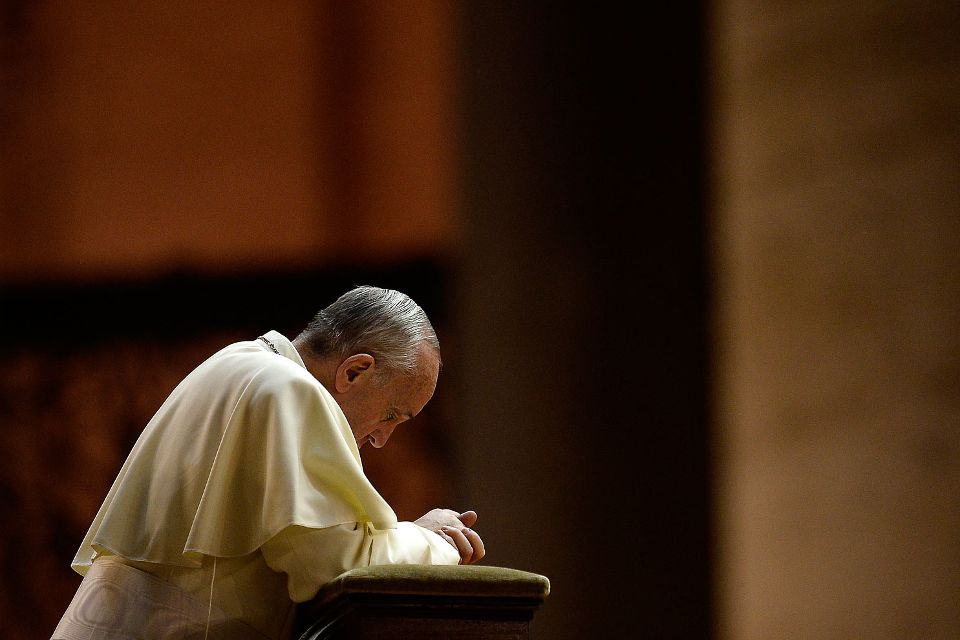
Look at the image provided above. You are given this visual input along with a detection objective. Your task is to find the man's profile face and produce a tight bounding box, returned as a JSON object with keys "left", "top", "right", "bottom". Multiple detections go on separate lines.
{"left": 338, "top": 343, "right": 440, "bottom": 449}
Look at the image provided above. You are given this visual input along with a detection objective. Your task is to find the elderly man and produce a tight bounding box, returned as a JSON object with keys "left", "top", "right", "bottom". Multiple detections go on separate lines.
{"left": 52, "top": 286, "right": 484, "bottom": 640}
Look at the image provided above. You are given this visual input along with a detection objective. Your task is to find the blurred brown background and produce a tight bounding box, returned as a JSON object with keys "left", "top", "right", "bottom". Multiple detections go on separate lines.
{"left": 2, "top": 1, "right": 958, "bottom": 639}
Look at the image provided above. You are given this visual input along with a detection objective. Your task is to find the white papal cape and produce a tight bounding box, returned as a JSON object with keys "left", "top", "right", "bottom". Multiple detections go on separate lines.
{"left": 53, "top": 331, "right": 458, "bottom": 640}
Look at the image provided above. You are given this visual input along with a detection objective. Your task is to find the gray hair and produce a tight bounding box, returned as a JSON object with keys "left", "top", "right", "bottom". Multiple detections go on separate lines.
{"left": 297, "top": 286, "right": 440, "bottom": 375}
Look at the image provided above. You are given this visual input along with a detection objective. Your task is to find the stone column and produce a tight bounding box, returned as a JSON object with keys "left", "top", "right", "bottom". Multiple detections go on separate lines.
{"left": 712, "top": 1, "right": 960, "bottom": 637}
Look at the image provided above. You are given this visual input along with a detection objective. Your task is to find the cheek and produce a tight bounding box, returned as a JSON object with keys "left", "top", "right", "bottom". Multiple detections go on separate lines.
{"left": 342, "top": 404, "right": 373, "bottom": 436}
{"left": 358, "top": 408, "right": 384, "bottom": 434}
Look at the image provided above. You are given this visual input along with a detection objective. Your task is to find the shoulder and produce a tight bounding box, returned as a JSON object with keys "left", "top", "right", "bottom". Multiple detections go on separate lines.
{"left": 235, "top": 351, "right": 350, "bottom": 441}
{"left": 220, "top": 345, "right": 336, "bottom": 410}
{"left": 182, "top": 338, "right": 322, "bottom": 402}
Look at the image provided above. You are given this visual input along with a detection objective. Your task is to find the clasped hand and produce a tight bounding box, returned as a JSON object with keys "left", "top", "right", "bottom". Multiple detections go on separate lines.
{"left": 414, "top": 509, "right": 485, "bottom": 565}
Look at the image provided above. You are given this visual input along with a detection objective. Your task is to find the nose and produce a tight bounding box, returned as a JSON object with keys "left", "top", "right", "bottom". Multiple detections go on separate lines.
{"left": 369, "top": 423, "right": 398, "bottom": 448}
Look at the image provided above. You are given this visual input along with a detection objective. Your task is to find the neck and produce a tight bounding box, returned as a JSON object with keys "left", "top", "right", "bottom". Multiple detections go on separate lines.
{"left": 292, "top": 338, "right": 337, "bottom": 394}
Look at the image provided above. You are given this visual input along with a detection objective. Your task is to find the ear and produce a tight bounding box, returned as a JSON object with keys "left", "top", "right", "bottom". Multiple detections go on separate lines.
{"left": 334, "top": 354, "right": 376, "bottom": 393}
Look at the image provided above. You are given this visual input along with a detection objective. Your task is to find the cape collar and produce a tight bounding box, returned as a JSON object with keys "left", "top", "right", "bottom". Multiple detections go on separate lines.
{"left": 258, "top": 330, "right": 307, "bottom": 370}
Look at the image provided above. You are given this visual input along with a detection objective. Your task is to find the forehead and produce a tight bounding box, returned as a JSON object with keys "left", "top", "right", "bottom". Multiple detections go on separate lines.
{"left": 388, "top": 346, "right": 440, "bottom": 408}
{"left": 416, "top": 342, "right": 441, "bottom": 379}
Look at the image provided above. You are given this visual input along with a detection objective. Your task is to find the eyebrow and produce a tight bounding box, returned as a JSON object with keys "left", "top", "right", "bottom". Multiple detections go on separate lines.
{"left": 389, "top": 406, "right": 415, "bottom": 421}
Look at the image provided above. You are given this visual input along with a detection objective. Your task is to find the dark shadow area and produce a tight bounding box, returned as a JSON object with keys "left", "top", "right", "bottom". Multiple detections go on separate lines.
{"left": 0, "top": 260, "right": 451, "bottom": 350}
{"left": 457, "top": 3, "right": 711, "bottom": 638}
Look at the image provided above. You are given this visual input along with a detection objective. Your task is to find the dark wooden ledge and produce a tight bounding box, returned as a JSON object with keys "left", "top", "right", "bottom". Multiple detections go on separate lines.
{"left": 294, "top": 565, "right": 551, "bottom": 639}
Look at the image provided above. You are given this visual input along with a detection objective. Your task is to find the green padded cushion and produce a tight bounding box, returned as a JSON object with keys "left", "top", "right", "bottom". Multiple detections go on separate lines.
{"left": 315, "top": 565, "right": 550, "bottom": 603}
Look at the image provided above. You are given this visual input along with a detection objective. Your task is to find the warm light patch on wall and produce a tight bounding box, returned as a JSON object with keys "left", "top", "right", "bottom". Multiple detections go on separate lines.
{"left": 0, "top": 1, "right": 459, "bottom": 282}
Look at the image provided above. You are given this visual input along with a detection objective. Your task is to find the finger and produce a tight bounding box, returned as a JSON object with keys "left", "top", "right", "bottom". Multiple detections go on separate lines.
{"left": 457, "top": 510, "right": 478, "bottom": 528}
{"left": 441, "top": 527, "right": 475, "bottom": 565}
{"left": 453, "top": 527, "right": 482, "bottom": 565}
{"left": 437, "top": 530, "right": 458, "bottom": 552}
{"left": 461, "top": 528, "right": 485, "bottom": 564}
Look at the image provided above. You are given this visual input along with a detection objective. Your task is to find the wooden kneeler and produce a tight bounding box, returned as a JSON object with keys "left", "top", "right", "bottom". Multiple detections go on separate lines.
{"left": 295, "top": 565, "right": 551, "bottom": 639}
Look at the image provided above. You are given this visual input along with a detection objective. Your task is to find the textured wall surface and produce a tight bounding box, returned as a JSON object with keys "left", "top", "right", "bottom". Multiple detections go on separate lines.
{"left": 712, "top": 1, "right": 960, "bottom": 637}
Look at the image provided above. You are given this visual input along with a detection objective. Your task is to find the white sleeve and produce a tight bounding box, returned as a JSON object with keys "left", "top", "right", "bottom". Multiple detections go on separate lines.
{"left": 261, "top": 522, "right": 461, "bottom": 602}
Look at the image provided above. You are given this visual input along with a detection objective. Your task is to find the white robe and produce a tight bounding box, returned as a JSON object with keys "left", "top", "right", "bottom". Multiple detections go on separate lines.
{"left": 53, "top": 331, "right": 458, "bottom": 639}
